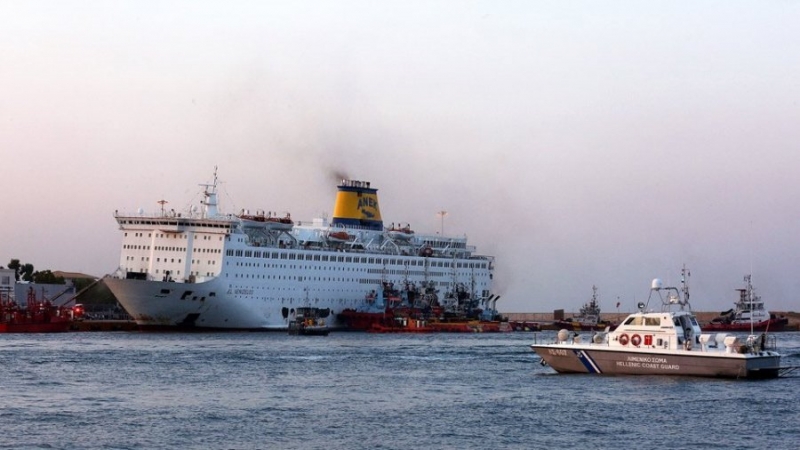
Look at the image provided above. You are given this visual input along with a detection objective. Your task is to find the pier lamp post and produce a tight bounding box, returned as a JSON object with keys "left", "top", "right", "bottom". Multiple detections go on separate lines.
{"left": 437, "top": 210, "right": 448, "bottom": 235}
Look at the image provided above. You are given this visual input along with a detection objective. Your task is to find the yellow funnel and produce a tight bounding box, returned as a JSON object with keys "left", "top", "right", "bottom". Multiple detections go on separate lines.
{"left": 331, "top": 179, "right": 383, "bottom": 231}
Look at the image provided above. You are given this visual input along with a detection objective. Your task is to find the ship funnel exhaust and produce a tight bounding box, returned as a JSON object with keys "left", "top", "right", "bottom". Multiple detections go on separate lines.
{"left": 331, "top": 179, "right": 383, "bottom": 231}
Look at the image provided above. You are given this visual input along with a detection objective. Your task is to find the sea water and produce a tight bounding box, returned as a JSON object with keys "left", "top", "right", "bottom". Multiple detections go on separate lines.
{"left": 1, "top": 331, "right": 798, "bottom": 450}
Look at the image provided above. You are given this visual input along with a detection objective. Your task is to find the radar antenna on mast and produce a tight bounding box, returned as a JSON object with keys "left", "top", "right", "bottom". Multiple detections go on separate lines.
{"left": 644, "top": 265, "right": 692, "bottom": 312}
{"left": 198, "top": 166, "right": 220, "bottom": 218}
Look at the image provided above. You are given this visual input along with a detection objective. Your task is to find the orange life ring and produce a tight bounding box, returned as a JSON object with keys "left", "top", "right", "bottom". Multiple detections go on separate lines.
{"left": 619, "top": 333, "right": 629, "bottom": 345}
{"left": 631, "top": 334, "right": 642, "bottom": 346}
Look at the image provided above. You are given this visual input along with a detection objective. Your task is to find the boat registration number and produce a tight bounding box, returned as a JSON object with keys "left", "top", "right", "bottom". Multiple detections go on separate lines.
{"left": 548, "top": 349, "right": 568, "bottom": 356}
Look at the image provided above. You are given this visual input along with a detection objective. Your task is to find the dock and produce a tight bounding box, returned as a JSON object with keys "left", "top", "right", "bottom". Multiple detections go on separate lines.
{"left": 504, "top": 311, "right": 800, "bottom": 331}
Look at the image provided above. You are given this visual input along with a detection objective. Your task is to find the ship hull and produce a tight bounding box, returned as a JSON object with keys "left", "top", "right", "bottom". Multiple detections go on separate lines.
{"left": 104, "top": 277, "right": 301, "bottom": 330}
{"left": 288, "top": 325, "right": 330, "bottom": 336}
{"left": 1, "top": 306, "right": 74, "bottom": 333}
{"left": 703, "top": 318, "right": 789, "bottom": 332}
{"left": 531, "top": 345, "right": 781, "bottom": 379}
{"left": 0, "top": 321, "right": 72, "bottom": 333}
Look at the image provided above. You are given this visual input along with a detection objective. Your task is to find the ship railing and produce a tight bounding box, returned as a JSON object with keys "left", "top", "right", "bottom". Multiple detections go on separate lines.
{"left": 761, "top": 334, "right": 777, "bottom": 351}
{"left": 114, "top": 210, "right": 236, "bottom": 220}
{"left": 745, "top": 333, "right": 777, "bottom": 352}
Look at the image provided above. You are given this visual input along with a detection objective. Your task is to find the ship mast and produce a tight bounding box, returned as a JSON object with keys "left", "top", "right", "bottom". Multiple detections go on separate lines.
{"left": 199, "top": 166, "right": 219, "bottom": 218}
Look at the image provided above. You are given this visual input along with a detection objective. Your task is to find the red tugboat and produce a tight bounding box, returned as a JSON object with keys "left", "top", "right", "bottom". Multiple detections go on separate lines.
{"left": 338, "top": 280, "right": 508, "bottom": 333}
{"left": 703, "top": 275, "right": 789, "bottom": 332}
{"left": 0, "top": 286, "right": 82, "bottom": 333}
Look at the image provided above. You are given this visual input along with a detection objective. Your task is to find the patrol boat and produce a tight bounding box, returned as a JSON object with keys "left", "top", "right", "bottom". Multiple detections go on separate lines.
{"left": 531, "top": 268, "right": 786, "bottom": 379}
{"left": 104, "top": 169, "right": 496, "bottom": 330}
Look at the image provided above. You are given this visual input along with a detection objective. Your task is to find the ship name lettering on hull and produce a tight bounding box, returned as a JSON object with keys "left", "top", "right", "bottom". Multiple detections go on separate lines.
{"left": 228, "top": 288, "right": 254, "bottom": 295}
{"left": 617, "top": 360, "right": 680, "bottom": 370}
{"left": 548, "top": 349, "right": 568, "bottom": 356}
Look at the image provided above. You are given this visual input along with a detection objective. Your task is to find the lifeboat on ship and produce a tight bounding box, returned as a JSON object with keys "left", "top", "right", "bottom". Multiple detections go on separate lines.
{"left": 237, "top": 211, "right": 294, "bottom": 231}
{"left": 325, "top": 230, "right": 351, "bottom": 243}
{"left": 265, "top": 214, "right": 294, "bottom": 231}
{"left": 386, "top": 224, "right": 415, "bottom": 241}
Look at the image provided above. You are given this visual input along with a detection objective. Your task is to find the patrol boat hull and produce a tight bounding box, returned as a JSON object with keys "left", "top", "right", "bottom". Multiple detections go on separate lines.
{"left": 531, "top": 345, "right": 781, "bottom": 379}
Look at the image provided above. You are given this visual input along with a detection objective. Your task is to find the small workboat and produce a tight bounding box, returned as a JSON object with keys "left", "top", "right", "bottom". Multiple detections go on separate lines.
{"left": 288, "top": 307, "right": 330, "bottom": 336}
{"left": 531, "top": 268, "right": 791, "bottom": 379}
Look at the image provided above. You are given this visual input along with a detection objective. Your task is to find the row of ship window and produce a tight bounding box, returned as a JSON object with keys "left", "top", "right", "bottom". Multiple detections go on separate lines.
{"left": 122, "top": 244, "right": 220, "bottom": 253}
{"left": 125, "top": 268, "right": 214, "bottom": 277}
{"left": 227, "top": 273, "right": 464, "bottom": 289}
{"left": 157, "top": 269, "right": 215, "bottom": 277}
{"left": 229, "top": 261, "right": 487, "bottom": 279}
{"left": 124, "top": 256, "right": 217, "bottom": 265}
{"left": 225, "top": 249, "right": 488, "bottom": 269}
{"left": 123, "top": 228, "right": 228, "bottom": 235}
{"left": 125, "top": 268, "right": 214, "bottom": 278}
{"left": 227, "top": 265, "right": 488, "bottom": 289}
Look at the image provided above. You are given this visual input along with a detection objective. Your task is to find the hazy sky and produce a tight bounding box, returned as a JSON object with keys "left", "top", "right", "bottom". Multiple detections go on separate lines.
{"left": 2, "top": 1, "right": 799, "bottom": 313}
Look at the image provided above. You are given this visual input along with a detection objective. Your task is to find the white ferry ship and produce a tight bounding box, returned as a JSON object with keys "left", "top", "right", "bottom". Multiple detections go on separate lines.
{"left": 104, "top": 170, "right": 496, "bottom": 330}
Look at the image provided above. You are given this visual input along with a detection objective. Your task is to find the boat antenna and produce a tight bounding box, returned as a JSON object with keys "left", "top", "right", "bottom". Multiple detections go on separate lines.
{"left": 745, "top": 274, "right": 754, "bottom": 335}
{"left": 680, "top": 265, "right": 691, "bottom": 310}
{"left": 157, "top": 199, "right": 168, "bottom": 216}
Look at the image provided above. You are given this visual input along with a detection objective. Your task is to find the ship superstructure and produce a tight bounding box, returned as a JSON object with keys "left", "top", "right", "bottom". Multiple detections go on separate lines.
{"left": 104, "top": 171, "right": 496, "bottom": 330}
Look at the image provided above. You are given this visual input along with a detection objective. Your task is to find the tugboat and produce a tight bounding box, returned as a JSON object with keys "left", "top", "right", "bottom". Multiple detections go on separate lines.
{"left": 1, "top": 286, "right": 81, "bottom": 333}
{"left": 553, "top": 285, "right": 616, "bottom": 331}
{"left": 287, "top": 307, "right": 330, "bottom": 336}
{"left": 531, "top": 267, "right": 790, "bottom": 379}
{"left": 704, "top": 275, "right": 789, "bottom": 332}
{"left": 339, "top": 279, "right": 508, "bottom": 333}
